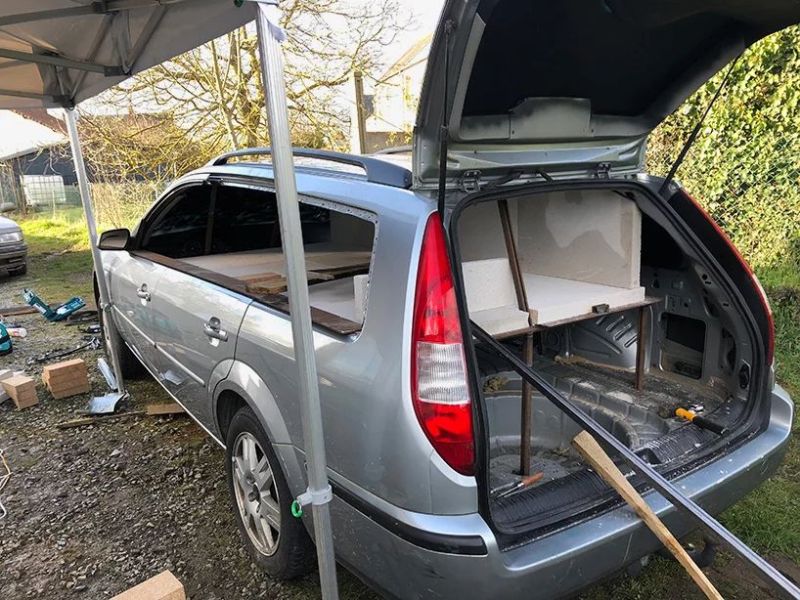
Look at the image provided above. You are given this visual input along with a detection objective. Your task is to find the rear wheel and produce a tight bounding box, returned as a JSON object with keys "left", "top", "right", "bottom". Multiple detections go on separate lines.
{"left": 225, "top": 406, "right": 314, "bottom": 579}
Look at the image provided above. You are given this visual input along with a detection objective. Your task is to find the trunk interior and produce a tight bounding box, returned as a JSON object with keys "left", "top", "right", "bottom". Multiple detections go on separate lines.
{"left": 454, "top": 182, "right": 762, "bottom": 538}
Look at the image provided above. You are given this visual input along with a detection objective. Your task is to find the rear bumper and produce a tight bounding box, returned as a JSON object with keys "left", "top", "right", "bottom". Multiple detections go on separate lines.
{"left": 330, "top": 384, "right": 793, "bottom": 599}
{"left": 0, "top": 244, "right": 27, "bottom": 273}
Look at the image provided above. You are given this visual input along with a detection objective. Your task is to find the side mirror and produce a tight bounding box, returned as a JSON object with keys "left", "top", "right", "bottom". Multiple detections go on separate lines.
{"left": 98, "top": 228, "right": 131, "bottom": 251}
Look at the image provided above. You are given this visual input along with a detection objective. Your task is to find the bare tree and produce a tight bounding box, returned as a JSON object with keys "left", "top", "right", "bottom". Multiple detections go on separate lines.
{"left": 101, "top": 0, "right": 410, "bottom": 153}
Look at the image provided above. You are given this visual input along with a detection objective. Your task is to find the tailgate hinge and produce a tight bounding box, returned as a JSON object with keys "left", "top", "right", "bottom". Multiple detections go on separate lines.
{"left": 595, "top": 162, "right": 612, "bottom": 179}
{"left": 459, "top": 170, "right": 482, "bottom": 192}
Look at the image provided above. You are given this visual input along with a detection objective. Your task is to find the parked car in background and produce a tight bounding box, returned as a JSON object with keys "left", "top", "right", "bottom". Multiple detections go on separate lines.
{"left": 93, "top": 0, "right": 798, "bottom": 597}
{"left": 0, "top": 215, "right": 27, "bottom": 276}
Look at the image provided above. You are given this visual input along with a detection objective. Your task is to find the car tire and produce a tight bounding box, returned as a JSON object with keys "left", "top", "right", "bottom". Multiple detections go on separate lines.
{"left": 225, "top": 406, "right": 314, "bottom": 580}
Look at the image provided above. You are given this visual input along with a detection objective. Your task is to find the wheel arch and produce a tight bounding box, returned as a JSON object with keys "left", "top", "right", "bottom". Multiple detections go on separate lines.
{"left": 212, "top": 360, "right": 293, "bottom": 448}
{"left": 213, "top": 360, "right": 306, "bottom": 502}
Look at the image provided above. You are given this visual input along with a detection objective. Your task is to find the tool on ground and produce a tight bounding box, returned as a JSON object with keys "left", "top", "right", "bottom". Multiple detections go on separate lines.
{"left": 676, "top": 408, "right": 728, "bottom": 436}
{"left": 64, "top": 310, "right": 100, "bottom": 326}
{"left": 28, "top": 336, "right": 100, "bottom": 365}
{"left": 0, "top": 322, "right": 11, "bottom": 356}
{"left": 471, "top": 321, "right": 800, "bottom": 599}
{"left": 572, "top": 431, "right": 723, "bottom": 599}
{"left": 492, "top": 472, "right": 545, "bottom": 500}
{"left": 22, "top": 288, "right": 85, "bottom": 322}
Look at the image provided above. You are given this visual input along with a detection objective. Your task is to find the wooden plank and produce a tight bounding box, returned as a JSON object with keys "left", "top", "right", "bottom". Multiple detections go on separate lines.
{"left": 133, "top": 250, "right": 362, "bottom": 336}
{"left": 0, "top": 304, "right": 39, "bottom": 316}
{"left": 110, "top": 570, "right": 185, "bottom": 600}
{"left": 145, "top": 403, "right": 186, "bottom": 416}
{"left": 56, "top": 411, "right": 145, "bottom": 429}
{"left": 572, "top": 431, "right": 723, "bottom": 600}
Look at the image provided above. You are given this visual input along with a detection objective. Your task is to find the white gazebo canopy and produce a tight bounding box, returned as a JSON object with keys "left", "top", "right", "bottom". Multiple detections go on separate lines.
{"left": 0, "top": 0, "right": 252, "bottom": 109}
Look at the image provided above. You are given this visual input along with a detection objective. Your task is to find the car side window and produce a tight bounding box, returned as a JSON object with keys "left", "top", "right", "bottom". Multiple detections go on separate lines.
{"left": 139, "top": 185, "right": 212, "bottom": 259}
{"left": 211, "top": 185, "right": 338, "bottom": 253}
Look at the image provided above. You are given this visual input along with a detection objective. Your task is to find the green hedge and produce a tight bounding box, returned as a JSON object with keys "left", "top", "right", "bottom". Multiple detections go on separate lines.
{"left": 647, "top": 25, "right": 800, "bottom": 275}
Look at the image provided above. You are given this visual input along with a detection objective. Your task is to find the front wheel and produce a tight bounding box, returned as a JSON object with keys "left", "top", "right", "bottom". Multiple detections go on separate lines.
{"left": 225, "top": 406, "right": 314, "bottom": 579}
{"left": 94, "top": 273, "right": 146, "bottom": 379}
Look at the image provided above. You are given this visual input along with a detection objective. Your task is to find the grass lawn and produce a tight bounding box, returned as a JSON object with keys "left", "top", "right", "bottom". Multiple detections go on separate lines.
{"left": 8, "top": 207, "right": 113, "bottom": 302}
{"left": 6, "top": 210, "right": 800, "bottom": 598}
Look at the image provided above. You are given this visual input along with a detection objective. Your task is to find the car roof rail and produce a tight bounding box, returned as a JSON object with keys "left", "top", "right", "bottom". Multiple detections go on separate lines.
{"left": 373, "top": 145, "right": 411, "bottom": 155}
{"left": 209, "top": 147, "right": 413, "bottom": 189}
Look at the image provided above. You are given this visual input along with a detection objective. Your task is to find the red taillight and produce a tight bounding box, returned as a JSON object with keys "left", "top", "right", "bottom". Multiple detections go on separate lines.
{"left": 411, "top": 213, "right": 474, "bottom": 475}
{"left": 685, "top": 193, "right": 775, "bottom": 364}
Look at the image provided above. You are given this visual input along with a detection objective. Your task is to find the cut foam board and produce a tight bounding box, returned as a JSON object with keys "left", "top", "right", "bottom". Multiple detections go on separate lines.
{"left": 516, "top": 190, "right": 642, "bottom": 290}
{"left": 353, "top": 274, "right": 369, "bottom": 323}
{"left": 462, "top": 258, "right": 529, "bottom": 335}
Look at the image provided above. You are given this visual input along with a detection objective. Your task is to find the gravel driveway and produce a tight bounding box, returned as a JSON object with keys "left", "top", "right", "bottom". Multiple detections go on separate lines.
{"left": 0, "top": 283, "right": 374, "bottom": 599}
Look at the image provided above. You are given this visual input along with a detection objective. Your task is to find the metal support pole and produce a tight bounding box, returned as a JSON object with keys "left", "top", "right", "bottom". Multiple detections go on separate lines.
{"left": 353, "top": 71, "right": 367, "bottom": 154}
{"left": 64, "top": 108, "right": 126, "bottom": 396}
{"left": 635, "top": 306, "right": 646, "bottom": 391}
{"left": 253, "top": 4, "right": 339, "bottom": 598}
{"left": 497, "top": 200, "right": 534, "bottom": 475}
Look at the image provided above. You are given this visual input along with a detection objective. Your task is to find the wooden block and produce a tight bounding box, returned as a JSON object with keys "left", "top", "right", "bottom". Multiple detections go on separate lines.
{"left": 43, "top": 358, "right": 89, "bottom": 398}
{"left": 46, "top": 371, "right": 89, "bottom": 388}
{"left": 146, "top": 403, "right": 185, "bottom": 416}
{"left": 111, "top": 570, "right": 185, "bottom": 600}
{"left": 50, "top": 382, "right": 92, "bottom": 400}
{"left": 43, "top": 358, "right": 87, "bottom": 381}
{"left": 2, "top": 375, "right": 38, "bottom": 410}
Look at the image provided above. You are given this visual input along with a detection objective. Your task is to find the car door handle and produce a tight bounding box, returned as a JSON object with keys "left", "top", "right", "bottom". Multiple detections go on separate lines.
{"left": 203, "top": 317, "right": 228, "bottom": 342}
{"left": 136, "top": 284, "right": 151, "bottom": 302}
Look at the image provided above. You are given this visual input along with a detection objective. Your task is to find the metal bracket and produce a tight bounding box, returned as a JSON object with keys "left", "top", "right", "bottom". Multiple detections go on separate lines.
{"left": 595, "top": 162, "right": 612, "bottom": 179}
{"left": 459, "top": 170, "right": 482, "bottom": 192}
{"left": 296, "top": 485, "right": 333, "bottom": 508}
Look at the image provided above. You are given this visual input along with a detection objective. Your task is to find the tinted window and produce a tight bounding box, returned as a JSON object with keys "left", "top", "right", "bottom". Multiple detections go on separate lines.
{"left": 141, "top": 186, "right": 211, "bottom": 258}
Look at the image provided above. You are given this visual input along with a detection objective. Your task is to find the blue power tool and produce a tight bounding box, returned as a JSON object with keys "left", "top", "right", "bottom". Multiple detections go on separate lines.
{"left": 0, "top": 322, "right": 11, "bottom": 356}
{"left": 22, "top": 288, "right": 86, "bottom": 322}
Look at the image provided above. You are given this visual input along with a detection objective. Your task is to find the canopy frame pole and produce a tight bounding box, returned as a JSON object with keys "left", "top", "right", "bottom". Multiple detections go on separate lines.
{"left": 253, "top": 3, "right": 339, "bottom": 598}
{"left": 64, "top": 107, "right": 127, "bottom": 397}
{"left": 0, "top": 48, "right": 124, "bottom": 76}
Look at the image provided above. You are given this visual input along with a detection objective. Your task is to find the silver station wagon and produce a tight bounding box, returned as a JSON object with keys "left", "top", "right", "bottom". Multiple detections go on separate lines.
{"left": 95, "top": 1, "right": 798, "bottom": 597}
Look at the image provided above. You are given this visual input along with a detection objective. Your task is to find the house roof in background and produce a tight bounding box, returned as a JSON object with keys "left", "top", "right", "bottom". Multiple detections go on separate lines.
{"left": 377, "top": 34, "right": 432, "bottom": 83}
{"left": 0, "top": 109, "right": 67, "bottom": 161}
